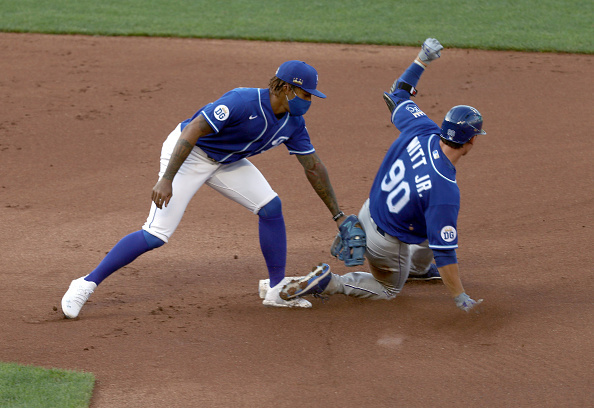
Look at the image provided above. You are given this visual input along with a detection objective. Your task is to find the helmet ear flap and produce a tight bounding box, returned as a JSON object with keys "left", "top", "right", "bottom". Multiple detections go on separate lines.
{"left": 440, "top": 105, "right": 486, "bottom": 144}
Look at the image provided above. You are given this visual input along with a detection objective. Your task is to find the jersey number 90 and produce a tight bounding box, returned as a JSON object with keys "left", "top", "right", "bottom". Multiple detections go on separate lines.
{"left": 380, "top": 159, "right": 410, "bottom": 213}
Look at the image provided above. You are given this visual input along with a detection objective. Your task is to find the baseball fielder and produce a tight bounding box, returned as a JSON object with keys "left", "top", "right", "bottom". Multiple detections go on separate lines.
{"left": 279, "top": 39, "right": 484, "bottom": 313}
{"left": 61, "top": 60, "right": 349, "bottom": 318}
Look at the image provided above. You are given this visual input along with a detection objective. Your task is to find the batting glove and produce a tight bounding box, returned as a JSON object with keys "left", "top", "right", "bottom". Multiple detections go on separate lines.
{"left": 454, "top": 292, "right": 483, "bottom": 313}
{"left": 417, "top": 38, "right": 443, "bottom": 65}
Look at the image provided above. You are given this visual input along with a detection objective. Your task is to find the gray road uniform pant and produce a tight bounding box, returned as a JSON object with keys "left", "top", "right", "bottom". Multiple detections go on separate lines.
{"left": 324, "top": 199, "right": 435, "bottom": 300}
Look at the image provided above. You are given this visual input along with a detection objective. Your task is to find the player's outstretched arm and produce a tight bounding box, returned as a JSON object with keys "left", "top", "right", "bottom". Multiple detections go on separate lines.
{"left": 151, "top": 116, "right": 213, "bottom": 209}
{"left": 296, "top": 152, "right": 345, "bottom": 226}
{"left": 437, "top": 263, "right": 483, "bottom": 313}
{"left": 384, "top": 38, "right": 443, "bottom": 114}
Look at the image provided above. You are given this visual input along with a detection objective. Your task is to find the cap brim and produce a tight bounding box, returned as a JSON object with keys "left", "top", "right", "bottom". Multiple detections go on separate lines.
{"left": 303, "top": 88, "right": 326, "bottom": 99}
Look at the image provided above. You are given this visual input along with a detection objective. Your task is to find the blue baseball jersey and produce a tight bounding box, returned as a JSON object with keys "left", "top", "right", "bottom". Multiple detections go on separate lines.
{"left": 369, "top": 99, "right": 460, "bottom": 252}
{"left": 180, "top": 88, "right": 315, "bottom": 164}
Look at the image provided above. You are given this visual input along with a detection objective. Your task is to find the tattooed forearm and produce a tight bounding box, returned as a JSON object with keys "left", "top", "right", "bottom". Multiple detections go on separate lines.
{"left": 298, "top": 153, "right": 341, "bottom": 216}
{"left": 162, "top": 138, "right": 194, "bottom": 180}
{"left": 309, "top": 172, "right": 340, "bottom": 215}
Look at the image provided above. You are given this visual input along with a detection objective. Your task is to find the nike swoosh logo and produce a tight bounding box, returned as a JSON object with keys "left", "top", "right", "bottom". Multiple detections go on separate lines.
{"left": 249, "top": 115, "right": 258, "bottom": 120}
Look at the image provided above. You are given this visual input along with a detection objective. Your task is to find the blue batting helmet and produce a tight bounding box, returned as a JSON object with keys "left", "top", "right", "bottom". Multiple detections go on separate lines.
{"left": 440, "top": 105, "right": 486, "bottom": 145}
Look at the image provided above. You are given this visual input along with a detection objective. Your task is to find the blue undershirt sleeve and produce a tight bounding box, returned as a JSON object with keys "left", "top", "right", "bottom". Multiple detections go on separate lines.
{"left": 398, "top": 61, "right": 425, "bottom": 88}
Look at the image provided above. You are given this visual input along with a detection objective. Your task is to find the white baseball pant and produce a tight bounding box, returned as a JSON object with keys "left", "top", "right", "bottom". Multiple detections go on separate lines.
{"left": 142, "top": 124, "right": 278, "bottom": 242}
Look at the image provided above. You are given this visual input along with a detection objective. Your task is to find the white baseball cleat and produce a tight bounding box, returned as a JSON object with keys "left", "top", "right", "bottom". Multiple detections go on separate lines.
{"left": 259, "top": 279, "right": 270, "bottom": 299}
{"left": 280, "top": 263, "right": 332, "bottom": 300}
{"left": 262, "top": 280, "right": 312, "bottom": 308}
{"left": 61, "top": 277, "right": 97, "bottom": 318}
{"left": 259, "top": 277, "right": 298, "bottom": 299}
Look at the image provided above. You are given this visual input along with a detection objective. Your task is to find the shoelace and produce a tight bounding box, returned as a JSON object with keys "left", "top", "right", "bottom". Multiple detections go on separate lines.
{"left": 71, "top": 287, "right": 94, "bottom": 306}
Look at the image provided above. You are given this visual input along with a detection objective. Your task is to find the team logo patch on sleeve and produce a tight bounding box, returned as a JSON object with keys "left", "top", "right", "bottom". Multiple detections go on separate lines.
{"left": 440, "top": 226, "right": 457, "bottom": 242}
{"left": 213, "top": 105, "right": 229, "bottom": 121}
{"left": 405, "top": 105, "right": 426, "bottom": 118}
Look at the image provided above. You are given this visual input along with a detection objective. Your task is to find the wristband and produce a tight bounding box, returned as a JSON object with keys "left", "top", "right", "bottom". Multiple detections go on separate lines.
{"left": 414, "top": 58, "right": 428, "bottom": 68}
{"left": 397, "top": 82, "right": 418, "bottom": 97}
{"left": 332, "top": 211, "right": 345, "bottom": 221}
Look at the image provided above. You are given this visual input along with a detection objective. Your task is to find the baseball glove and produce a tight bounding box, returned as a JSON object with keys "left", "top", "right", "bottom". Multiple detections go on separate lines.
{"left": 330, "top": 214, "right": 366, "bottom": 267}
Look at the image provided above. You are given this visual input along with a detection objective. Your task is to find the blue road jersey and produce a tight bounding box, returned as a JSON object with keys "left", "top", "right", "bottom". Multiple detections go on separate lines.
{"left": 369, "top": 99, "right": 460, "bottom": 251}
{"left": 179, "top": 88, "right": 315, "bottom": 164}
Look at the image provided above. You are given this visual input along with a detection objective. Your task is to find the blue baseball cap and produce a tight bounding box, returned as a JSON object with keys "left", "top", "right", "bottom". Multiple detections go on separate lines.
{"left": 275, "top": 60, "right": 326, "bottom": 98}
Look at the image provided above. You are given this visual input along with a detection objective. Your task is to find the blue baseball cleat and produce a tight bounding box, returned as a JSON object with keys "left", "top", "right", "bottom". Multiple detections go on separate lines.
{"left": 407, "top": 263, "right": 441, "bottom": 281}
{"left": 280, "top": 263, "right": 332, "bottom": 300}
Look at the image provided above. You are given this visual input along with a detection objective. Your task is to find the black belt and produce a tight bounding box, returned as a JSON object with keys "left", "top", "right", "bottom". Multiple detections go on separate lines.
{"left": 376, "top": 225, "right": 386, "bottom": 236}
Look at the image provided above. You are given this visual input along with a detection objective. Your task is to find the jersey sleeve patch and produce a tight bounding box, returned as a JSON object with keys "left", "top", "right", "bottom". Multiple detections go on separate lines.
{"left": 213, "top": 105, "right": 230, "bottom": 121}
{"left": 440, "top": 226, "right": 457, "bottom": 242}
{"left": 392, "top": 100, "right": 441, "bottom": 136}
{"left": 425, "top": 204, "right": 459, "bottom": 249}
{"left": 200, "top": 90, "right": 246, "bottom": 134}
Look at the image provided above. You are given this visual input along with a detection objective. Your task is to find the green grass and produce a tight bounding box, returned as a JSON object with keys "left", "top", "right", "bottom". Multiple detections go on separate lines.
{"left": 0, "top": 0, "right": 592, "bottom": 53}
{"left": 0, "top": 362, "right": 95, "bottom": 408}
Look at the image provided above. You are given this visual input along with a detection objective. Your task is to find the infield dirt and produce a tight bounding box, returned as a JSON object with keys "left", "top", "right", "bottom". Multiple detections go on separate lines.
{"left": 0, "top": 33, "right": 592, "bottom": 407}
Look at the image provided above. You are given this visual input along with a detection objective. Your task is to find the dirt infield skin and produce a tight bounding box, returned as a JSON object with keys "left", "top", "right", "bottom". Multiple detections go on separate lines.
{"left": 0, "top": 33, "right": 592, "bottom": 407}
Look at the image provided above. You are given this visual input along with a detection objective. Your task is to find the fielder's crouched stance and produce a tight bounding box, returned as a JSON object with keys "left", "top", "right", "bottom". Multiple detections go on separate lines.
{"left": 268, "top": 39, "right": 485, "bottom": 313}
{"left": 61, "top": 60, "right": 349, "bottom": 318}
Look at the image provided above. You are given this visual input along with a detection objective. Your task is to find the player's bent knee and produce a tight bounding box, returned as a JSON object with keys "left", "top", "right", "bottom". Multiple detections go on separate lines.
{"left": 258, "top": 196, "right": 282, "bottom": 219}
{"left": 142, "top": 230, "right": 166, "bottom": 249}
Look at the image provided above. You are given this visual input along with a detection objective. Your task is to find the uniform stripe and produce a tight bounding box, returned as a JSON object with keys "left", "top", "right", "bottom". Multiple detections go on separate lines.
{"left": 429, "top": 244, "right": 458, "bottom": 249}
{"left": 344, "top": 284, "right": 379, "bottom": 295}
{"left": 427, "top": 134, "right": 457, "bottom": 184}
{"left": 200, "top": 111, "right": 219, "bottom": 133}
{"left": 288, "top": 147, "right": 315, "bottom": 155}
{"left": 391, "top": 99, "right": 415, "bottom": 123}
{"left": 219, "top": 89, "right": 269, "bottom": 162}
{"left": 254, "top": 114, "right": 290, "bottom": 154}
